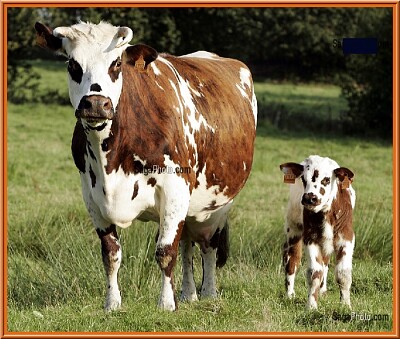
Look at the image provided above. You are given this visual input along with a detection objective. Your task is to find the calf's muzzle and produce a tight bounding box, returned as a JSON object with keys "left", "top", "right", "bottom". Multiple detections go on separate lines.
{"left": 75, "top": 95, "right": 114, "bottom": 121}
{"left": 301, "top": 193, "right": 320, "bottom": 207}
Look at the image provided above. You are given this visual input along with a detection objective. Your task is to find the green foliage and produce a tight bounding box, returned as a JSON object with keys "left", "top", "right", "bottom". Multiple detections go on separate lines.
{"left": 338, "top": 9, "right": 392, "bottom": 139}
{"left": 7, "top": 6, "right": 393, "bottom": 137}
{"left": 7, "top": 8, "right": 41, "bottom": 104}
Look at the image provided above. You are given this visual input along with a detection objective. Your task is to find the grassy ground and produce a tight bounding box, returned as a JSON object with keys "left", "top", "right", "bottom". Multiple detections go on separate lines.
{"left": 6, "top": 62, "right": 394, "bottom": 333}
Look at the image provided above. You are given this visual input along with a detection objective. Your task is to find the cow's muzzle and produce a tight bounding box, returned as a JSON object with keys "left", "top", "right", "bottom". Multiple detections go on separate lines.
{"left": 75, "top": 95, "right": 114, "bottom": 122}
{"left": 301, "top": 193, "right": 320, "bottom": 208}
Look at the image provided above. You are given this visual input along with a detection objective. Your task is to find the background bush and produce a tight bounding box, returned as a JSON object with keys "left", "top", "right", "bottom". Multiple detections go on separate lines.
{"left": 6, "top": 7, "right": 393, "bottom": 139}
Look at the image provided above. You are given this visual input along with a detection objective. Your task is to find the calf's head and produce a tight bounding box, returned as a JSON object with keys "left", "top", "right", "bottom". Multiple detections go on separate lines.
{"left": 34, "top": 21, "right": 158, "bottom": 126}
{"left": 280, "top": 155, "right": 354, "bottom": 213}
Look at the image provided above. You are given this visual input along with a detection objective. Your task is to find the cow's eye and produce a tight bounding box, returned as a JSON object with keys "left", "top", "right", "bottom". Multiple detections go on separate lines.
{"left": 68, "top": 59, "right": 77, "bottom": 70}
{"left": 67, "top": 58, "right": 83, "bottom": 84}
{"left": 109, "top": 58, "right": 122, "bottom": 82}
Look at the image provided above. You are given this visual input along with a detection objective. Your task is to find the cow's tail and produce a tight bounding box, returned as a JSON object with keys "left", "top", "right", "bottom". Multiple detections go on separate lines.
{"left": 216, "top": 220, "right": 230, "bottom": 268}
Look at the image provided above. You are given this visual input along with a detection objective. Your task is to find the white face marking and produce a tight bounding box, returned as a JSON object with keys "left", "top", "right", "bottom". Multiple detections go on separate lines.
{"left": 54, "top": 22, "right": 132, "bottom": 111}
{"left": 300, "top": 155, "right": 341, "bottom": 213}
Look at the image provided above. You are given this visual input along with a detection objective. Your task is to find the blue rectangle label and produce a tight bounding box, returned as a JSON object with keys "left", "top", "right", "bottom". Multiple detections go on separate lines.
{"left": 342, "top": 38, "right": 378, "bottom": 55}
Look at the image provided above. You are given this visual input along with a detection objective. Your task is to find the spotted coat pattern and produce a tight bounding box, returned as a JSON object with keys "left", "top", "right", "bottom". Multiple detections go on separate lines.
{"left": 280, "top": 155, "right": 356, "bottom": 310}
{"left": 35, "top": 21, "right": 257, "bottom": 311}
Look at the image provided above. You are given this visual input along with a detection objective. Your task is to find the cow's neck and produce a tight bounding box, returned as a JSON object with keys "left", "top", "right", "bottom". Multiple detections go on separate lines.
{"left": 83, "top": 120, "right": 115, "bottom": 171}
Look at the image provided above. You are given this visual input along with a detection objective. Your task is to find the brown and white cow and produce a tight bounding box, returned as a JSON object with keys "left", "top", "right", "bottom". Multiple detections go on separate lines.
{"left": 280, "top": 155, "right": 356, "bottom": 310}
{"left": 34, "top": 21, "right": 257, "bottom": 311}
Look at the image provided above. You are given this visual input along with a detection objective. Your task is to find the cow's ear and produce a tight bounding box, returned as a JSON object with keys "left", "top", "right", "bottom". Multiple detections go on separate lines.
{"left": 280, "top": 162, "right": 304, "bottom": 177}
{"left": 115, "top": 27, "right": 133, "bottom": 48}
{"left": 124, "top": 44, "right": 158, "bottom": 70}
{"left": 34, "top": 22, "right": 63, "bottom": 53}
{"left": 334, "top": 167, "right": 354, "bottom": 182}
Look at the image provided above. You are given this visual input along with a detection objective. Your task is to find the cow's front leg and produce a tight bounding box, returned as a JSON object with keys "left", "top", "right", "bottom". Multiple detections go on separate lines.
{"left": 96, "top": 224, "right": 122, "bottom": 311}
{"left": 156, "top": 182, "right": 190, "bottom": 311}
{"left": 305, "top": 243, "right": 323, "bottom": 310}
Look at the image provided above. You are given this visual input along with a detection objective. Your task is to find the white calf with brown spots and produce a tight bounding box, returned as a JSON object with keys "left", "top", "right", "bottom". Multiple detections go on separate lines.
{"left": 280, "top": 155, "right": 356, "bottom": 310}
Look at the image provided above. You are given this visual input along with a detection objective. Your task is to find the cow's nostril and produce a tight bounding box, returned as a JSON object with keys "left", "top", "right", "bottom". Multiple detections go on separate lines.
{"left": 84, "top": 100, "right": 92, "bottom": 110}
{"left": 78, "top": 97, "right": 92, "bottom": 110}
{"left": 76, "top": 95, "right": 114, "bottom": 120}
{"left": 103, "top": 100, "right": 111, "bottom": 110}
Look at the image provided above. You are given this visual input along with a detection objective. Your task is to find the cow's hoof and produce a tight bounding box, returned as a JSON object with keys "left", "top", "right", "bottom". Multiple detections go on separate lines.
{"left": 104, "top": 293, "right": 121, "bottom": 312}
{"left": 180, "top": 291, "right": 198, "bottom": 302}
{"left": 200, "top": 292, "right": 218, "bottom": 299}
{"left": 158, "top": 300, "right": 176, "bottom": 311}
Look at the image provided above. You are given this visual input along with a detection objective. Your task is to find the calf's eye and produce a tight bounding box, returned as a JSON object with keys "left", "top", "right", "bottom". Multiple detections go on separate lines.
{"left": 321, "top": 177, "right": 331, "bottom": 186}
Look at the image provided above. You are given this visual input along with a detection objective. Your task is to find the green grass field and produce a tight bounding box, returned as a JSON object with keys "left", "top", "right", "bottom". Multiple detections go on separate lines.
{"left": 6, "top": 61, "right": 394, "bottom": 333}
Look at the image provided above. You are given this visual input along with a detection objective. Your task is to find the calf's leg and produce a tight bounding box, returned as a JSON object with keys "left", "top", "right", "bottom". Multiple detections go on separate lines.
{"left": 305, "top": 243, "right": 324, "bottom": 310}
{"left": 283, "top": 223, "right": 303, "bottom": 298}
{"left": 320, "top": 255, "right": 330, "bottom": 296}
{"left": 335, "top": 236, "right": 354, "bottom": 308}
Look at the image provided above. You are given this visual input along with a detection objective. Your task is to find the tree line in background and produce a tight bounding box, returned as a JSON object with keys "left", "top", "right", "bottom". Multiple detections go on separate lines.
{"left": 7, "top": 7, "right": 393, "bottom": 139}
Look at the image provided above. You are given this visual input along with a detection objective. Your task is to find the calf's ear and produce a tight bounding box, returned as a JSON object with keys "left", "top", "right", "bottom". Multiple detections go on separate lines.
{"left": 279, "top": 162, "right": 304, "bottom": 184}
{"left": 34, "top": 22, "right": 63, "bottom": 53}
{"left": 123, "top": 44, "right": 158, "bottom": 71}
{"left": 334, "top": 167, "right": 354, "bottom": 182}
{"left": 279, "top": 162, "right": 304, "bottom": 177}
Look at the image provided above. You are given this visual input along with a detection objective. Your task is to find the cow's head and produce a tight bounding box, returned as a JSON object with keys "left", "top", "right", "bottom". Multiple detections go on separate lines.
{"left": 34, "top": 21, "right": 158, "bottom": 127}
{"left": 280, "top": 155, "right": 354, "bottom": 213}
